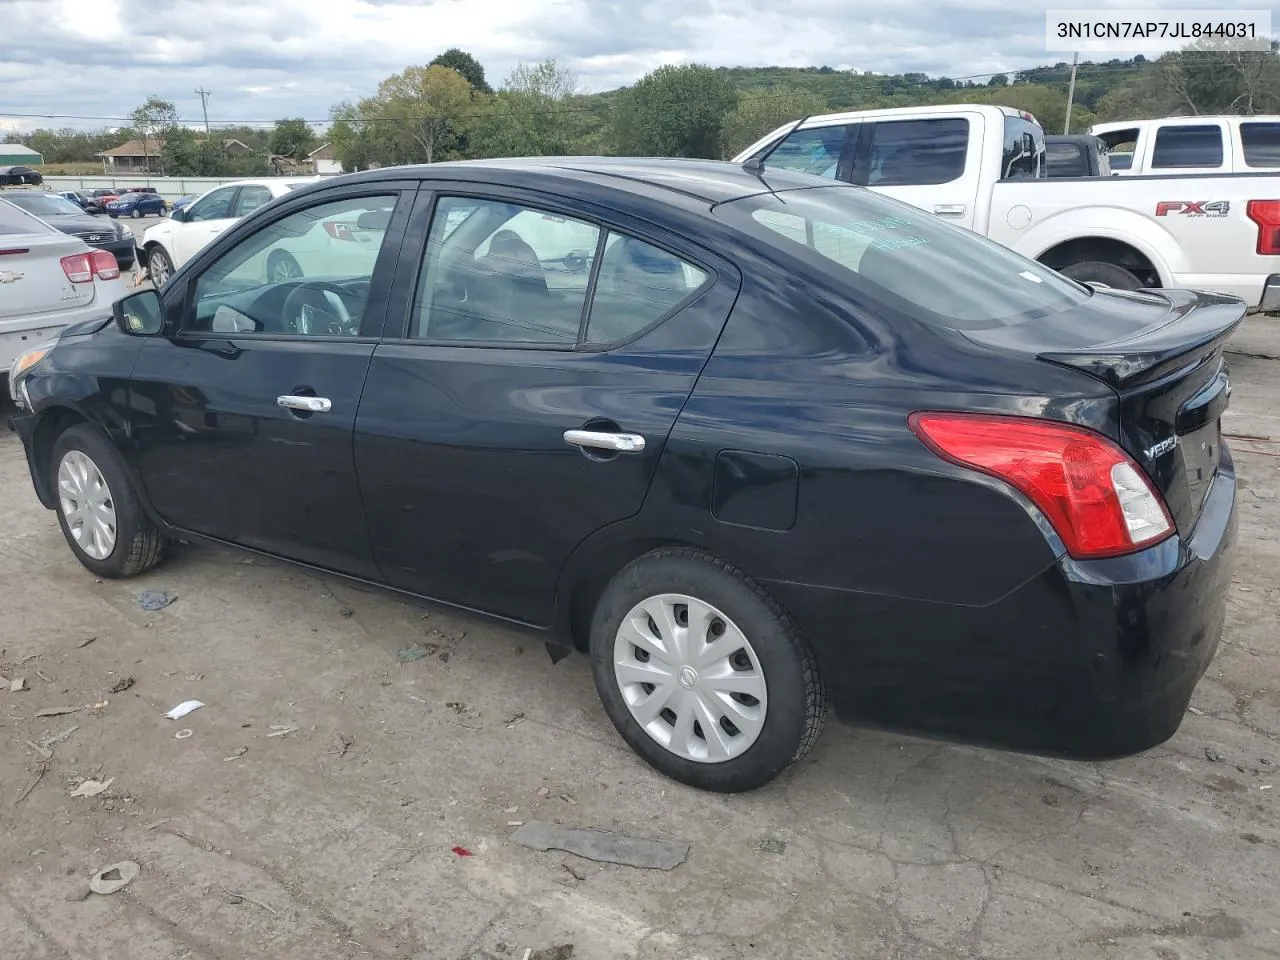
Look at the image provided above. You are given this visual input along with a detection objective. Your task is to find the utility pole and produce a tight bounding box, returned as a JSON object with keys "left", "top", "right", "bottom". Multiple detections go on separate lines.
{"left": 195, "top": 88, "right": 212, "bottom": 134}
{"left": 1063, "top": 52, "right": 1078, "bottom": 134}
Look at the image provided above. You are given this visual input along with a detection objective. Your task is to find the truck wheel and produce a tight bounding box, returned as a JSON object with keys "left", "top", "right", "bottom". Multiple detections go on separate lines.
{"left": 1060, "top": 261, "right": 1143, "bottom": 290}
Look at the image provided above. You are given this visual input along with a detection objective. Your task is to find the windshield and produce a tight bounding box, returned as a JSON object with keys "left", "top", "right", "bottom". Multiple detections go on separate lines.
{"left": 715, "top": 185, "right": 1089, "bottom": 331}
{"left": 6, "top": 193, "right": 84, "bottom": 217}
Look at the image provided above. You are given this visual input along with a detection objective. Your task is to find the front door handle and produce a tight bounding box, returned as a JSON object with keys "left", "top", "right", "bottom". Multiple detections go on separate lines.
{"left": 277, "top": 395, "right": 332, "bottom": 413}
{"left": 564, "top": 429, "right": 646, "bottom": 453}
{"left": 933, "top": 204, "right": 966, "bottom": 217}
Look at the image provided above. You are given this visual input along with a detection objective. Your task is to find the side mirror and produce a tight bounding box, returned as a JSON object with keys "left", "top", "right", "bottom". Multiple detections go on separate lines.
{"left": 114, "top": 290, "right": 164, "bottom": 336}
{"left": 170, "top": 207, "right": 187, "bottom": 222}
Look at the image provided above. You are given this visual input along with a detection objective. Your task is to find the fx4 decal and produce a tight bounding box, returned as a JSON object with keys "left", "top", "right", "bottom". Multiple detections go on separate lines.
{"left": 1155, "top": 200, "right": 1230, "bottom": 217}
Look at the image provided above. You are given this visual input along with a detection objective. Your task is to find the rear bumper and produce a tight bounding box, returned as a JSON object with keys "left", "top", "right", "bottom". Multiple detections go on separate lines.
{"left": 766, "top": 452, "right": 1238, "bottom": 759}
{"left": 1171, "top": 272, "right": 1280, "bottom": 314}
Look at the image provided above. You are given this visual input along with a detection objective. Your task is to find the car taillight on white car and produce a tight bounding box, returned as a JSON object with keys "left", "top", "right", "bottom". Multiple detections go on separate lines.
{"left": 908, "top": 412, "right": 1174, "bottom": 559}
{"left": 61, "top": 249, "right": 120, "bottom": 283}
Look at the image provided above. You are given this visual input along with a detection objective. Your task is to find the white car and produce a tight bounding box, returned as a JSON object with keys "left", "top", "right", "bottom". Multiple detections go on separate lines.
{"left": 1, "top": 198, "right": 127, "bottom": 403}
{"left": 139, "top": 177, "right": 320, "bottom": 288}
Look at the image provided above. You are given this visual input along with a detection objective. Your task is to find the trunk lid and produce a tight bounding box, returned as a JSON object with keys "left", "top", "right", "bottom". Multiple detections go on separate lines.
{"left": 963, "top": 287, "right": 1245, "bottom": 537}
{"left": 0, "top": 201, "right": 96, "bottom": 323}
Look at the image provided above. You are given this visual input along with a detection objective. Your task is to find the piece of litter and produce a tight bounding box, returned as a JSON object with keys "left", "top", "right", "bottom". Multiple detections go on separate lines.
{"left": 144, "top": 818, "right": 170, "bottom": 830}
{"left": 136, "top": 590, "right": 176, "bottom": 611}
{"left": 77, "top": 636, "right": 97, "bottom": 648}
{"left": 510, "top": 821, "right": 690, "bottom": 870}
{"left": 537, "top": 787, "right": 551, "bottom": 797}
{"left": 506, "top": 712, "right": 526, "bottom": 727}
{"left": 108, "top": 676, "right": 135, "bottom": 694}
{"left": 451, "top": 845, "right": 473, "bottom": 857}
{"left": 1205, "top": 747, "right": 1225, "bottom": 763}
{"left": 397, "top": 643, "right": 433, "bottom": 663}
{"left": 559, "top": 793, "right": 577, "bottom": 805}
{"left": 89, "top": 860, "right": 139, "bottom": 895}
{"left": 164, "top": 700, "right": 205, "bottom": 720}
{"left": 561, "top": 862, "right": 586, "bottom": 882}
{"left": 40, "top": 725, "right": 78, "bottom": 748}
{"left": 529, "top": 944, "right": 575, "bottom": 960}
{"left": 10, "top": 677, "right": 26, "bottom": 693}
{"left": 504, "top": 805, "right": 519, "bottom": 814}
{"left": 267, "top": 725, "right": 298, "bottom": 738}
{"left": 70, "top": 778, "right": 114, "bottom": 798}
{"left": 1262, "top": 785, "right": 1273, "bottom": 791}
{"left": 35, "top": 669, "right": 54, "bottom": 684}
{"left": 508, "top": 820, "right": 524, "bottom": 826}
{"left": 91, "top": 701, "right": 108, "bottom": 709}
{"left": 334, "top": 733, "right": 354, "bottom": 757}
{"left": 174, "top": 729, "right": 193, "bottom": 740}
{"left": 25, "top": 740, "right": 53, "bottom": 762}
{"left": 759, "top": 836, "right": 787, "bottom": 855}
{"left": 1188, "top": 706, "right": 1205, "bottom": 716}
{"left": 35, "top": 706, "right": 80, "bottom": 718}
{"left": 223, "top": 747, "right": 248, "bottom": 761}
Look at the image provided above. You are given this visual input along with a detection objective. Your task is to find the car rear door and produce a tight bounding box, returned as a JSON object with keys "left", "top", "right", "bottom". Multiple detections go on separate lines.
{"left": 354, "top": 186, "right": 741, "bottom": 625}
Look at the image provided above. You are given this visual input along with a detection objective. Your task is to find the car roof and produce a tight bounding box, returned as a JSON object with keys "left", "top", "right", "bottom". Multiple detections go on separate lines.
{"left": 339, "top": 156, "right": 831, "bottom": 206}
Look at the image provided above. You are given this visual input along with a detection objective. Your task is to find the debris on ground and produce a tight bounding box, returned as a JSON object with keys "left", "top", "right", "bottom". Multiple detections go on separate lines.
{"left": 35, "top": 705, "right": 81, "bottom": 717}
{"left": 9, "top": 676, "right": 25, "bottom": 693}
{"left": 108, "top": 676, "right": 135, "bottom": 694}
{"left": 559, "top": 793, "right": 577, "bottom": 805}
{"left": 40, "top": 725, "right": 78, "bottom": 748}
{"left": 164, "top": 700, "right": 205, "bottom": 720}
{"left": 504, "top": 805, "right": 519, "bottom": 814}
{"left": 510, "top": 821, "right": 690, "bottom": 870}
{"left": 14, "top": 765, "right": 46, "bottom": 805}
{"left": 175, "top": 729, "right": 193, "bottom": 739}
{"left": 537, "top": 787, "right": 550, "bottom": 798}
{"left": 505, "top": 712, "right": 526, "bottom": 727}
{"left": 223, "top": 747, "right": 248, "bottom": 761}
{"left": 397, "top": 643, "right": 435, "bottom": 662}
{"left": 89, "top": 860, "right": 139, "bottom": 895}
{"left": 333, "top": 734, "right": 354, "bottom": 757}
{"left": 267, "top": 724, "right": 298, "bottom": 738}
{"left": 759, "top": 836, "right": 787, "bottom": 855}
{"left": 77, "top": 636, "right": 97, "bottom": 648}
{"left": 446, "top": 702, "right": 467, "bottom": 715}
{"left": 451, "top": 845, "right": 473, "bottom": 857}
{"left": 219, "top": 883, "right": 278, "bottom": 915}
{"left": 144, "top": 818, "right": 171, "bottom": 830}
{"left": 35, "top": 669, "right": 55, "bottom": 684}
{"left": 70, "top": 778, "right": 114, "bottom": 798}
{"left": 24, "top": 741, "right": 53, "bottom": 762}
{"left": 1206, "top": 747, "right": 1225, "bottom": 763}
{"left": 136, "top": 590, "right": 177, "bottom": 611}
{"left": 561, "top": 862, "right": 585, "bottom": 882}
{"left": 528, "top": 945, "right": 575, "bottom": 960}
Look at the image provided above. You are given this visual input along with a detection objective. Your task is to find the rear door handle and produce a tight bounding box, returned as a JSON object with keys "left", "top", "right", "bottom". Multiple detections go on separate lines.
{"left": 564, "top": 429, "right": 646, "bottom": 453}
{"left": 277, "top": 395, "right": 332, "bottom": 413}
{"left": 933, "top": 204, "right": 966, "bottom": 217}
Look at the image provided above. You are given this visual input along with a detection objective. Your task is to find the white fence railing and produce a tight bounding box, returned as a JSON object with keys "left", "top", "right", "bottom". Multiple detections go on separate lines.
{"left": 40, "top": 174, "right": 329, "bottom": 202}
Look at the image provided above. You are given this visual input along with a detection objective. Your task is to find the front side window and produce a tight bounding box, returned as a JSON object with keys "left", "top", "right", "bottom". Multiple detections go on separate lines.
{"left": 1241, "top": 122, "right": 1280, "bottom": 167}
{"left": 758, "top": 126, "right": 851, "bottom": 180}
{"left": 717, "top": 185, "right": 1088, "bottom": 331}
{"left": 185, "top": 187, "right": 237, "bottom": 222}
{"left": 1151, "top": 125, "right": 1224, "bottom": 168}
{"left": 859, "top": 118, "right": 969, "bottom": 186}
{"left": 190, "top": 194, "right": 398, "bottom": 337}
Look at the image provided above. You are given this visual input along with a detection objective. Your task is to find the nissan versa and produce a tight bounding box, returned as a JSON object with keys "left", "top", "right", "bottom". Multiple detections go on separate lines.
{"left": 7, "top": 158, "right": 1239, "bottom": 792}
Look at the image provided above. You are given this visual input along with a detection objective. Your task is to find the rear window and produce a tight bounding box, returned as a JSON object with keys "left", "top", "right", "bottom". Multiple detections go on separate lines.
{"left": 0, "top": 198, "right": 56, "bottom": 236}
{"left": 715, "top": 186, "right": 1088, "bottom": 332}
{"left": 1046, "top": 141, "right": 1088, "bottom": 177}
{"left": 1240, "top": 122, "right": 1280, "bottom": 167}
{"left": 859, "top": 118, "right": 968, "bottom": 186}
{"left": 1151, "top": 125, "right": 1224, "bottom": 168}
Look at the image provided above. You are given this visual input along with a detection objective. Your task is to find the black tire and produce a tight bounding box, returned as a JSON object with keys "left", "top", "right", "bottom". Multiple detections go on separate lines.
{"left": 1059, "top": 260, "right": 1143, "bottom": 290}
{"left": 50, "top": 424, "right": 165, "bottom": 579}
{"left": 131, "top": 208, "right": 143, "bottom": 219}
{"left": 148, "top": 245, "right": 174, "bottom": 288}
{"left": 589, "top": 548, "right": 828, "bottom": 792}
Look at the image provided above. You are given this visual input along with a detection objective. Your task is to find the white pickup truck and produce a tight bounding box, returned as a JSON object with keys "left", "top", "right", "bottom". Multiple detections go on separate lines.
{"left": 734, "top": 104, "right": 1280, "bottom": 313}
{"left": 1089, "top": 115, "right": 1280, "bottom": 175}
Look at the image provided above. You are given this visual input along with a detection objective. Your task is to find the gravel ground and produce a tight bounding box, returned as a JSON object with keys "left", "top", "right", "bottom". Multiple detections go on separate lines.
{"left": 1, "top": 318, "right": 1278, "bottom": 960}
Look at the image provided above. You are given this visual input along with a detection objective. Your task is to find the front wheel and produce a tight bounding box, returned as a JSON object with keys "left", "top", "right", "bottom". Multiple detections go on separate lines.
{"left": 147, "top": 245, "right": 174, "bottom": 288}
{"left": 50, "top": 424, "right": 165, "bottom": 578}
{"left": 589, "top": 548, "right": 828, "bottom": 792}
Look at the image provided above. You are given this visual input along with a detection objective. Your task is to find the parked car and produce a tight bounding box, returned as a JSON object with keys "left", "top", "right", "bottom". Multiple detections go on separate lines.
{"left": 0, "top": 198, "right": 125, "bottom": 395}
{"left": 87, "top": 188, "right": 119, "bottom": 207}
{"left": 7, "top": 159, "right": 1239, "bottom": 792}
{"left": 1044, "top": 134, "right": 1112, "bottom": 178}
{"left": 105, "top": 191, "right": 167, "bottom": 219}
{"left": 1, "top": 190, "right": 136, "bottom": 271}
{"left": 736, "top": 105, "right": 1280, "bottom": 310}
{"left": 170, "top": 194, "right": 198, "bottom": 213}
{"left": 57, "top": 190, "right": 98, "bottom": 212}
{"left": 0, "top": 165, "right": 42, "bottom": 186}
{"left": 1090, "top": 115, "right": 1280, "bottom": 176}
{"left": 139, "top": 177, "right": 319, "bottom": 287}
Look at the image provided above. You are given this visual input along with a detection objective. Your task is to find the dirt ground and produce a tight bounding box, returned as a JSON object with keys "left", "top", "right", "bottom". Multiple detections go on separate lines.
{"left": 1, "top": 320, "right": 1278, "bottom": 960}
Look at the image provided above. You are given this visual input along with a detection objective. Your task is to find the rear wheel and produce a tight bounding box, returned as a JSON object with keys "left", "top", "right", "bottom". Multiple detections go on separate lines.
{"left": 131, "top": 208, "right": 143, "bottom": 219}
{"left": 147, "top": 245, "right": 173, "bottom": 288}
{"left": 589, "top": 548, "right": 827, "bottom": 792}
{"left": 267, "top": 250, "right": 303, "bottom": 283}
{"left": 1060, "top": 260, "right": 1143, "bottom": 290}
{"left": 50, "top": 424, "right": 165, "bottom": 579}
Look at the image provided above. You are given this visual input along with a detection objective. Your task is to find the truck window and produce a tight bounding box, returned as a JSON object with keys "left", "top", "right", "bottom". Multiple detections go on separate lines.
{"left": 1151, "top": 125, "right": 1224, "bottom": 168}
{"left": 757, "top": 125, "right": 851, "bottom": 180}
{"left": 1002, "top": 118, "right": 1044, "bottom": 178}
{"left": 1046, "top": 141, "right": 1087, "bottom": 177}
{"left": 857, "top": 118, "right": 968, "bottom": 187}
{"left": 1240, "top": 122, "right": 1280, "bottom": 168}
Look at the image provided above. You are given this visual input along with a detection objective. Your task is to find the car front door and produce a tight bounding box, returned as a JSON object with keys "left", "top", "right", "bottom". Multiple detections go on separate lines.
{"left": 354, "top": 189, "right": 740, "bottom": 624}
{"left": 127, "top": 186, "right": 411, "bottom": 578}
{"left": 171, "top": 185, "right": 241, "bottom": 265}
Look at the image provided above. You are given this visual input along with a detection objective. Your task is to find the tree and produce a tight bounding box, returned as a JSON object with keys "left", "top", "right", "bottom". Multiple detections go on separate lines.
{"left": 430, "top": 48, "right": 492, "bottom": 95}
{"left": 987, "top": 74, "right": 1009, "bottom": 87}
{"left": 131, "top": 95, "right": 178, "bottom": 173}
{"left": 269, "top": 118, "right": 316, "bottom": 160}
{"left": 721, "top": 86, "right": 828, "bottom": 156}
{"left": 613, "top": 64, "right": 738, "bottom": 158}
{"left": 470, "top": 59, "right": 597, "bottom": 158}
{"left": 331, "top": 65, "right": 478, "bottom": 166}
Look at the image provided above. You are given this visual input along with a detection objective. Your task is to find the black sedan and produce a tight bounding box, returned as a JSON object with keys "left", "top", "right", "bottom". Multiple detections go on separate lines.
{"left": 6, "top": 158, "right": 1239, "bottom": 792}
{"left": 1, "top": 191, "right": 136, "bottom": 270}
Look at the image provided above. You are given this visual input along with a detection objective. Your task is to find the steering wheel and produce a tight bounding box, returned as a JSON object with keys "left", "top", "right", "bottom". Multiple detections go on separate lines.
{"left": 281, "top": 281, "right": 360, "bottom": 336}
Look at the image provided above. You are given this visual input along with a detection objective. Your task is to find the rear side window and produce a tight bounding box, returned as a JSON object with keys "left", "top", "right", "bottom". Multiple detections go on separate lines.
{"left": 1046, "top": 141, "right": 1087, "bottom": 177}
{"left": 1002, "top": 118, "right": 1044, "bottom": 179}
{"left": 585, "top": 233, "right": 709, "bottom": 345}
{"left": 858, "top": 118, "right": 968, "bottom": 186}
{"left": 758, "top": 125, "right": 850, "bottom": 179}
{"left": 717, "top": 186, "right": 1088, "bottom": 332}
{"left": 1240, "top": 123, "right": 1280, "bottom": 167}
{"left": 1151, "top": 125, "right": 1224, "bottom": 168}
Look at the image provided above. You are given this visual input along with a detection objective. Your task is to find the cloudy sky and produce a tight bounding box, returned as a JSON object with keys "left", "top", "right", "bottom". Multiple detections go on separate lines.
{"left": 1, "top": 0, "right": 1276, "bottom": 132}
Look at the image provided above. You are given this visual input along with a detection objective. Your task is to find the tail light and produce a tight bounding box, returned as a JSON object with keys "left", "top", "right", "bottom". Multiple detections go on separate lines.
{"left": 61, "top": 250, "right": 120, "bottom": 283}
{"left": 1246, "top": 200, "right": 1280, "bottom": 255}
{"left": 323, "top": 221, "right": 356, "bottom": 241}
{"left": 908, "top": 412, "right": 1173, "bottom": 559}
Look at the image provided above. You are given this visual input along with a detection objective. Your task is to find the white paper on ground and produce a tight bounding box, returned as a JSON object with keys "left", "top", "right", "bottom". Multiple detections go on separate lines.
{"left": 163, "top": 700, "right": 205, "bottom": 720}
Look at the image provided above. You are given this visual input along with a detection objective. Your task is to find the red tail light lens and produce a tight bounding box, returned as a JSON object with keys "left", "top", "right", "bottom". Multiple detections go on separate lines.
{"left": 908, "top": 412, "right": 1174, "bottom": 559}
{"left": 1247, "top": 200, "right": 1280, "bottom": 255}
{"left": 323, "top": 221, "right": 355, "bottom": 241}
{"left": 61, "top": 250, "right": 120, "bottom": 283}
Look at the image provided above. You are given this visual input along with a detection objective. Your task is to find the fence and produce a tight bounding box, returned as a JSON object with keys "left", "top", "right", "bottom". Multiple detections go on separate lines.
{"left": 40, "top": 174, "right": 328, "bottom": 202}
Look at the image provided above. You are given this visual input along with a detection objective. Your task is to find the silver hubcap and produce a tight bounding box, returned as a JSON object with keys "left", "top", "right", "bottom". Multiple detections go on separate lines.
{"left": 613, "top": 594, "right": 768, "bottom": 763}
{"left": 150, "top": 252, "right": 170, "bottom": 286}
{"left": 57, "top": 450, "right": 117, "bottom": 560}
{"left": 270, "top": 256, "right": 301, "bottom": 282}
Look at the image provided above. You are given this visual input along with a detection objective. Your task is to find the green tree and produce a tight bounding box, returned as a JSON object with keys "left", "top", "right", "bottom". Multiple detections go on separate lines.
{"left": 614, "top": 65, "right": 738, "bottom": 158}
{"left": 330, "top": 65, "right": 478, "bottom": 166}
{"left": 470, "top": 59, "right": 599, "bottom": 158}
{"left": 430, "top": 48, "right": 492, "bottom": 95}
{"left": 269, "top": 117, "right": 316, "bottom": 160}
{"left": 721, "top": 86, "right": 829, "bottom": 156}
{"left": 130, "top": 95, "right": 178, "bottom": 173}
